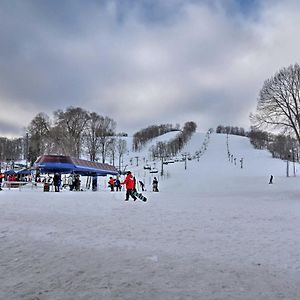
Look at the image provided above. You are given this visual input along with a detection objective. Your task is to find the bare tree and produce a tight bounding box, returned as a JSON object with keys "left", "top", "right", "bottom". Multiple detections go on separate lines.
{"left": 27, "top": 112, "right": 50, "bottom": 163}
{"left": 47, "top": 125, "right": 67, "bottom": 155}
{"left": 107, "top": 137, "right": 117, "bottom": 166}
{"left": 116, "top": 138, "right": 127, "bottom": 171}
{"left": 248, "top": 128, "right": 269, "bottom": 150}
{"left": 0, "top": 137, "right": 24, "bottom": 165}
{"left": 149, "top": 121, "right": 197, "bottom": 159}
{"left": 53, "top": 107, "right": 89, "bottom": 157}
{"left": 133, "top": 124, "right": 178, "bottom": 151}
{"left": 0, "top": 137, "right": 8, "bottom": 162}
{"left": 84, "top": 112, "right": 103, "bottom": 161}
{"left": 97, "top": 116, "right": 116, "bottom": 163}
{"left": 251, "top": 63, "right": 300, "bottom": 144}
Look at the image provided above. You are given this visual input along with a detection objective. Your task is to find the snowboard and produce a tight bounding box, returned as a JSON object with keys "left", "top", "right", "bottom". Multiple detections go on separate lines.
{"left": 132, "top": 190, "right": 147, "bottom": 202}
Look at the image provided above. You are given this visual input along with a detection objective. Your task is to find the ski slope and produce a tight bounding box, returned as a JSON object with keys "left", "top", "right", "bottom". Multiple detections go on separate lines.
{"left": 1, "top": 133, "right": 300, "bottom": 300}
{"left": 125, "top": 132, "right": 290, "bottom": 194}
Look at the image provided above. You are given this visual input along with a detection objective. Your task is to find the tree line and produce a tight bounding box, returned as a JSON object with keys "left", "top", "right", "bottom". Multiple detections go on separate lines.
{"left": 149, "top": 121, "right": 197, "bottom": 159}
{"left": 216, "top": 124, "right": 299, "bottom": 162}
{"left": 216, "top": 125, "right": 246, "bottom": 137}
{"left": 132, "top": 123, "right": 180, "bottom": 151}
{"left": 0, "top": 108, "right": 198, "bottom": 170}
{"left": 248, "top": 128, "right": 299, "bottom": 161}
{"left": 0, "top": 107, "right": 128, "bottom": 168}
{"left": 0, "top": 137, "right": 24, "bottom": 163}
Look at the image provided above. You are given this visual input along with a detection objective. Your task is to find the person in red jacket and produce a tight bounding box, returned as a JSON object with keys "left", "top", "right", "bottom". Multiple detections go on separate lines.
{"left": 108, "top": 177, "right": 115, "bottom": 192}
{"left": 0, "top": 173, "right": 4, "bottom": 191}
{"left": 121, "top": 171, "right": 137, "bottom": 201}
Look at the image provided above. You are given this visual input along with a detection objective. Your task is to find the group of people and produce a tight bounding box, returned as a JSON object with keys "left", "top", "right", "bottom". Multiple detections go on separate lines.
{"left": 0, "top": 169, "right": 159, "bottom": 196}
{"left": 109, "top": 172, "right": 159, "bottom": 201}
{"left": 0, "top": 173, "right": 24, "bottom": 190}
{"left": 67, "top": 174, "right": 81, "bottom": 191}
{"left": 48, "top": 173, "right": 81, "bottom": 192}
{"left": 108, "top": 177, "right": 121, "bottom": 192}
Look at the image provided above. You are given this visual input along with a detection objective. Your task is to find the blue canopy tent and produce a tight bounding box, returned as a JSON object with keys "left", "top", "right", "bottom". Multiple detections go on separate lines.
{"left": 16, "top": 168, "right": 32, "bottom": 175}
{"left": 4, "top": 169, "right": 16, "bottom": 175}
{"left": 34, "top": 155, "right": 118, "bottom": 176}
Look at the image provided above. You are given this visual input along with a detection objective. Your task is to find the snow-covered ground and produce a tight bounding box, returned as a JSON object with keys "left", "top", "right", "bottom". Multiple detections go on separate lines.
{"left": 1, "top": 133, "right": 300, "bottom": 300}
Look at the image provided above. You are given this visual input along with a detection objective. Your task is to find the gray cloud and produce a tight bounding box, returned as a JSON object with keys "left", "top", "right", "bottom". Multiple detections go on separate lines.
{"left": 0, "top": 0, "right": 300, "bottom": 137}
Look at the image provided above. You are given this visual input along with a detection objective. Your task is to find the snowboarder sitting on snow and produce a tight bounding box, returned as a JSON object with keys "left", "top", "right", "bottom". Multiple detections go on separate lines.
{"left": 121, "top": 171, "right": 137, "bottom": 201}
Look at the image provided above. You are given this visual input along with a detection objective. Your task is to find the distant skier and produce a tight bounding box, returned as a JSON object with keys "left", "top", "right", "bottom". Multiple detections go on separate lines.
{"left": 269, "top": 175, "right": 273, "bottom": 184}
{"left": 152, "top": 177, "right": 159, "bottom": 192}
{"left": 139, "top": 180, "right": 145, "bottom": 191}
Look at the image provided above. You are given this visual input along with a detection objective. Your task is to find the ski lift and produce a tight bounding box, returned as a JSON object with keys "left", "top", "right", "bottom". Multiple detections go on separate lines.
{"left": 166, "top": 159, "right": 175, "bottom": 164}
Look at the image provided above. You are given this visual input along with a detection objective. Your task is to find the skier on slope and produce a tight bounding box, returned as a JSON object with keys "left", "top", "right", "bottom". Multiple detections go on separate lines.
{"left": 121, "top": 171, "right": 137, "bottom": 201}
{"left": 152, "top": 177, "right": 159, "bottom": 192}
{"left": 139, "top": 180, "right": 145, "bottom": 191}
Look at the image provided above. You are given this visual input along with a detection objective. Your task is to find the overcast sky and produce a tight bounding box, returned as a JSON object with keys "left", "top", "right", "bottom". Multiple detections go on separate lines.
{"left": 1, "top": 0, "right": 300, "bottom": 137}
